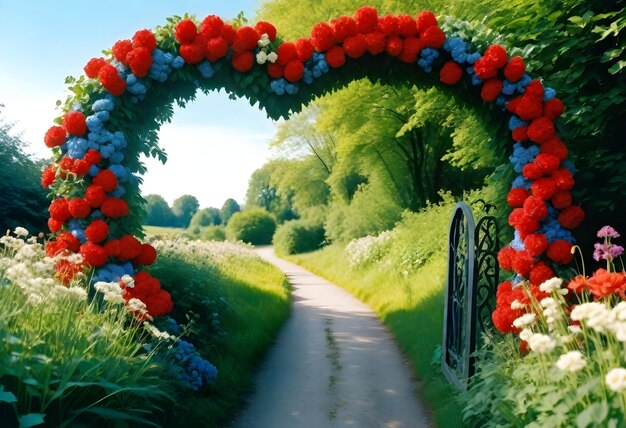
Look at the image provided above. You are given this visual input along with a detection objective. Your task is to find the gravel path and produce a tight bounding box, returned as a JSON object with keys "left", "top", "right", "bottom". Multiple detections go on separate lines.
{"left": 231, "top": 247, "right": 432, "bottom": 428}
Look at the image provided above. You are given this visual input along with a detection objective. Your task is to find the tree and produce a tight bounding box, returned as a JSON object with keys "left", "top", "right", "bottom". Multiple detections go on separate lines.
{"left": 220, "top": 198, "right": 240, "bottom": 224}
{"left": 189, "top": 207, "right": 222, "bottom": 229}
{"left": 143, "top": 194, "right": 175, "bottom": 226}
{"left": 172, "top": 195, "right": 199, "bottom": 228}
{"left": 246, "top": 161, "right": 297, "bottom": 222}
{"left": 0, "top": 108, "right": 48, "bottom": 234}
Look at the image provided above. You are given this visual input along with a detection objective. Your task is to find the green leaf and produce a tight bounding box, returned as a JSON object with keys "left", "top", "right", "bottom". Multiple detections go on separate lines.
{"left": 71, "top": 407, "right": 160, "bottom": 427}
{"left": 0, "top": 387, "right": 17, "bottom": 403}
{"left": 18, "top": 413, "right": 45, "bottom": 428}
{"left": 576, "top": 401, "right": 608, "bottom": 428}
{"left": 608, "top": 60, "right": 626, "bottom": 75}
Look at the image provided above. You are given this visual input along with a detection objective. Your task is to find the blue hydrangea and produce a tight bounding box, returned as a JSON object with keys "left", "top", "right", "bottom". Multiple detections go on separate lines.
{"left": 562, "top": 160, "right": 575, "bottom": 175}
{"left": 66, "top": 137, "right": 88, "bottom": 159}
{"left": 516, "top": 74, "right": 533, "bottom": 93}
{"left": 466, "top": 52, "right": 481, "bottom": 65}
{"left": 95, "top": 110, "right": 110, "bottom": 122}
{"left": 86, "top": 115, "right": 103, "bottom": 133}
{"left": 539, "top": 216, "right": 575, "bottom": 244}
{"left": 270, "top": 79, "right": 287, "bottom": 95}
{"left": 90, "top": 209, "right": 103, "bottom": 219}
{"left": 172, "top": 56, "right": 185, "bottom": 69}
{"left": 471, "top": 73, "right": 482, "bottom": 86}
{"left": 110, "top": 185, "right": 126, "bottom": 198}
{"left": 543, "top": 87, "right": 556, "bottom": 101}
{"left": 511, "top": 230, "right": 525, "bottom": 251}
{"left": 417, "top": 48, "right": 439, "bottom": 73}
{"left": 502, "top": 80, "right": 517, "bottom": 96}
{"left": 508, "top": 115, "right": 527, "bottom": 131}
{"left": 512, "top": 175, "right": 532, "bottom": 190}
{"left": 110, "top": 152, "right": 125, "bottom": 164}
{"left": 89, "top": 165, "right": 100, "bottom": 177}
{"left": 509, "top": 142, "right": 540, "bottom": 173}
{"left": 197, "top": 61, "right": 214, "bottom": 78}
{"left": 92, "top": 99, "right": 114, "bottom": 113}
{"left": 108, "top": 164, "right": 129, "bottom": 182}
{"left": 100, "top": 144, "right": 115, "bottom": 159}
{"left": 443, "top": 37, "right": 468, "bottom": 64}
{"left": 174, "top": 340, "right": 218, "bottom": 391}
{"left": 160, "top": 317, "right": 182, "bottom": 336}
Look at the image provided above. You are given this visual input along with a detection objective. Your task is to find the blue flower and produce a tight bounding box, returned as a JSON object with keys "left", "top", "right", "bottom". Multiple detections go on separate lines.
{"left": 270, "top": 79, "right": 286, "bottom": 95}
{"left": 471, "top": 74, "right": 482, "bottom": 86}
{"left": 86, "top": 115, "right": 103, "bottom": 133}
{"left": 89, "top": 165, "right": 100, "bottom": 177}
{"left": 172, "top": 56, "right": 185, "bottom": 69}
{"left": 544, "top": 87, "right": 556, "bottom": 101}
{"left": 92, "top": 99, "right": 114, "bottom": 112}
{"left": 285, "top": 83, "right": 299, "bottom": 95}
{"left": 511, "top": 230, "right": 525, "bottom": 251}
{"left": 466, "top": 52, "right": 481, "bottom": 64}
{"left": 508, "top": 115, "right": 527, "bottom": 131}
{"left": 66, "top": 137, "right": 88, "bottom": 159}
{"left": 110, "top": 185, "right": 126, "bottom": 198}
{"left": 197, "top": 61, "right": 214, "bottom": 78}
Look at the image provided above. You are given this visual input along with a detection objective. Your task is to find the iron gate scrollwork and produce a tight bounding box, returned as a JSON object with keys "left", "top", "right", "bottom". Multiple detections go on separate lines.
{"left": 441, "top": 201, "right": 499, "bottom": 389}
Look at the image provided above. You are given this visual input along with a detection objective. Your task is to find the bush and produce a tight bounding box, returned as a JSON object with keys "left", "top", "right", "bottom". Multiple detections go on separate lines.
{"left": 201, "top": 225, "right": 226, "bottom": 241}
{"left": 226, "top": 208, "right": 276, "bottom": 245}
{"left": 273, "top": 218, "right": 325, "bottom": 255}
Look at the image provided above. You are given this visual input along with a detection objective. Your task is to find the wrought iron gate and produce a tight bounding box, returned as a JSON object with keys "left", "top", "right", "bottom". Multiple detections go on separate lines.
{"left": 441, "top": 201, "right": 500, "bottom": 389}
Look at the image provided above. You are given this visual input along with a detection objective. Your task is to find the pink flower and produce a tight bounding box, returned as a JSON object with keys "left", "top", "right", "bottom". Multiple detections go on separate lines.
{"left": 597, "top": 226, "right": 620, "bottom": 239}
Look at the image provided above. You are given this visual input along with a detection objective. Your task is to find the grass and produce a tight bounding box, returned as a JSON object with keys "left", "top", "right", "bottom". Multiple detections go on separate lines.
{"left": 143, "top": 225, "right": 186, "bottom": 238}
{"left": 147, "top": 239, "right": 290, "bottom": 427}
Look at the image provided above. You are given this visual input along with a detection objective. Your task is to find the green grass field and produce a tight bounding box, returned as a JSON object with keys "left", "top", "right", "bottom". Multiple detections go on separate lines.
{"left": 143, "top": 225, "right": 186, "bottom": 237}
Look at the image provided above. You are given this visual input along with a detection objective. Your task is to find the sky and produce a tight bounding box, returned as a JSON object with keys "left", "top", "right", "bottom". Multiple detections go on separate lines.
{"left": 0, "top": 0, "right": 279, "bottom": 209}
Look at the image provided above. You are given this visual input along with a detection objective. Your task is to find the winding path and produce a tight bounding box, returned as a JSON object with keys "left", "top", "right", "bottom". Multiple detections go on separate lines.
{"left": 232, "top": 247, "right": 432, "bottom": 428}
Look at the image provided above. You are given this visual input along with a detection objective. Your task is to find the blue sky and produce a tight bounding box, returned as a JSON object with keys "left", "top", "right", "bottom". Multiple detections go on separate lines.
{"left": 0, "top": 0, "right": 279, "bottom": 209}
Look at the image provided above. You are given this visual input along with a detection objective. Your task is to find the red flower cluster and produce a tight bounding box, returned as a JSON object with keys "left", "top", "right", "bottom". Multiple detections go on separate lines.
{"left": 110, "top": 29, "right": 158, "bottom": 78}
{"left": 568, "top": 269, "right": 626, "bottom": 300}
{"left": 121, "top": 272, "right": 173, "bottom": 318}
{"left": 492, "top": 281, "right": 549, "bottom": 333}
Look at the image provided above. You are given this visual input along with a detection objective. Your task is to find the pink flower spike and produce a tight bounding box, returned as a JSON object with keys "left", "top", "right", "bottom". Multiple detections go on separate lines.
{"left": 597, "top": 226, "right": 620, "bottom": 238}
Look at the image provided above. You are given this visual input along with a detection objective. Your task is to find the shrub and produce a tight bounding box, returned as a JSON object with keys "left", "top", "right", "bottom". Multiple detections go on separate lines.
{"left": 201, "top": 225, "right": 227, "bottom": 241}
{"left": 226, "top": 208, "right": 276, "bottom": 245}
{"left": 273, "top": 218, "right": 325, "bottom": 255}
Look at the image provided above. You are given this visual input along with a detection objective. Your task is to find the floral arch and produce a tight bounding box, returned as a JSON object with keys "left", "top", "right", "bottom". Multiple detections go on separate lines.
{"left": 41, "top": 7, "right": 583, "bottom": 325}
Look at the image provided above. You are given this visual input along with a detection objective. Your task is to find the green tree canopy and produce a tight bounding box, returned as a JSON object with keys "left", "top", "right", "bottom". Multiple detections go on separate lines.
{"left": 189, "top": 207, "right": 222, "bottom": 229}
{"left": 220, "top": 198, "right": 241, "bottom": 224}
{"left": 172, "top": 194, "right": 199, "bottom": 228}
{"left": 143, "top": 194, "right": 175, "bottom": 227}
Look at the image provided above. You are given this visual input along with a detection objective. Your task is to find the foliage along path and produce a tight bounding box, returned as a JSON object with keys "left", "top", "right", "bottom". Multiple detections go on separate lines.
{"left": 233, "top": 247, "right": 431, "bottom": 428}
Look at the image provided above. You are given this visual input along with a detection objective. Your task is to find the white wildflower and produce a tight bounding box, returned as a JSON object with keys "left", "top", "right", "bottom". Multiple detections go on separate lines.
{"left": 556, "top": 351, "right": 587, "bottom": 372}
{"left": 611, "top": 322, "right": 626, "bottom": 342}
{"left": 539, "top": 277, "right": 563, "bottom": 293}
{"left": 126, "top": 298, "right": 152, "bottom": 320}
{"left": 540, "top": 297, "right": 557, "bottom": 308}
{"left": 94, "top": 281, "right": 125, "bottom": 304}
{"left": 513, "top": 313, "right": 536, "bottom": 329}
{"left": 568, "top": 325, "right": 583, "bottom": 334}
{"left": 257, "top": 33, "right": 271, "bottom": 47}
{"left": 527, "top": 333, "right": 556, "bottom": 353}
{"left": 66, "top": 286, "right": 88, "bottom": 300}
{"left": 144, "top": 322, "right": 173, "bottom": 340}
{"left": 511, "top": 299, "right": 526, "bottom": 310}
{"left": 26, "top": 294, "right": 43, "bottom": 305}
{"left": 13, "top": 227, "right": 29, "bottom": 237}
{"left": 256, "top": 51, "right": 268, "bottom": 64}
{"left": 121, "top": 275, "right": 135, "bottom": 288}
{"left": 606, "top": 368, "right": 626, "bottom": 392}
{"left": 519, "top": 328, "right": 533, "bottom": 341}
{"left": 267, "top": 52, "right": 278, "bottom": 63}
{"left": 613, "top": 302, "right": 626, "bottom": 321}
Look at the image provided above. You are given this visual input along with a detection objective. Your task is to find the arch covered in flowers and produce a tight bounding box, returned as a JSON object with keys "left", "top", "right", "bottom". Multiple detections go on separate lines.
{"left": 41, "top": 7, "right": 583, "bottom": 325}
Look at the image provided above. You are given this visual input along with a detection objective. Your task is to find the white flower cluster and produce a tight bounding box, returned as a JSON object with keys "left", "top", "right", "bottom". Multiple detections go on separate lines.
{"left": 344, "top": 231, "right": 393, "bottom": 267}
{"left": 94, "top": 281, "right": 125, "bottom": 304}
{"left": 150, "top": 237, "right": 261, "bottom": 267}
{"left": 606, "top": 368, "right": 626, "bottom": 392}
{"left": 569, "top": 302, "right": 626, "bottom": 338}
{"left": 255, "top": 33, "right": 278, "bottom": 65}
{"left": 540, "top": 297, "right": 560, "bottom": 326}
{"left": 539, "top": 277, "right": 568, "bottom": 295}
{"left": 556, "top": 351, "right": 587, "bottom": 372}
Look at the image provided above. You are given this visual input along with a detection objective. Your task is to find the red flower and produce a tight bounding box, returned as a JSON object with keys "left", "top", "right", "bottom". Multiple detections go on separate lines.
{"left": 529, "top": 262, "right": 555, "bottom": 286}
{"left": 492, "top": 304, "right": 523, "bottom": 334}
{"left": 344, "top": 34, "right": 367, "bottom": 58}
{"left": 104, "top": 239, "right": 121, "bottom": 257}
{"left": 59, "top": 157, "right": 74, "bottom": 173}
{"left": 385, "top": 36, "right": 403, "bottom": 56}
{"left": 504, "top": 56, "right": 525, "bottom": 82}
{"left": 557, "top": 205, "right": 585, "bottom": 230}
{"left": 277, "top": 42, "right": 298, "bottom": 66}
{"left": 332, "top": 16, "right": 358, "bottom": 42}
{"left": 326, "top": 46, "right": 346, "bottom": 68}
{"left": 84, "top": 57, "right": 108, "bottom": 79}
{"left": 524, "top": 234, "right": 549, "bottom": 257}
{"left": 41, "top": 165, "right": 56, "bottom": 188}
{"left": 515, "top": 97, "right": 544, "bottom": 121}
{"left": 46, "top": 241, "right": 67, "bottom": 258}
{"left": 68, "top": 198, "right": 91, "bottom": 219}
{"left": 179, "top": 43, "right": 205, "bottom": 64}
{"left": 44, "top": 126, "right": 66, "bottom": 148}
{"left": 71, "top": 159, "right": 90, "bottom": 176}
{"left": 206, "top": 37, "right": 229, "bottom": 62}
{"left": 531, "top": 177, "right": 558, "bottom": 200}
{"left": 507, "top": 188, "right": 530, "bottom": 207}
{"left": 142, "top": 289, "right": 174, "bottom": 317}
{"left": 85, "top": 185, "right": 107, "bottom": 208}
{"left": 220, "top": 24, "right": 236, "bottom": 44}
{"left": 92, "top": 169, "right": 118, "bottom": 192}
{"left": 354, "top": 6, "right": 378, "bottom": 33}
{"left": 508, "top": 207, "right": 525, "bottom": 227}
{"left": 80, "top": 242, "right": 108, "bottom": 267}
{"left": 527, "top": 117, "right": 555, "bottom": 144}
{"left": 98, "top": 64, "right": 126, "bottom": 96}
{"left": 398, "top": 37, "right": 423, "bottom": 63}
{"left": 132, "top": 29, "right": 157, "bottom": 52}
{"left": 48, "top": 218, "right": 62, "bottom": 233}
{"left": 396, "top": 14, "right": 417, "bottom": 38}
{"left": 377, "top": 15, "right": 398, "bottom": 37}
{"left": 112, "top": 39, "right": 133, "bottom": 64}
{"left": 284, "top": 60, "right": 304, "bottom": 82}
{"left": 232, "top": 51, "right": 254, "bottom": 72}
{"left": 232, "top": 26, "right": 259, "bottom": 53}
{"left": 522, "top": 163, "right": 543, "bottom": 180}
{"left": 497, "top": 246, "right": 517, "bottom": 271}
{"left": 133, "top": 243, "right": 157, "bottom": 266}
{"left": 267, "top": 63, "right": 283, "bottom": 79}
{"left": 127, "top": 47, "right": 153, "bottom": 78}
{"left": 517, "top": 214, "right": 540, "bottom": 237}
{"left": 84, "top": 149, "right": 102, "bottom": 165}
{"left": 541, "top": 136, "right": 568, "bottom": 160}
{"left": 587, "top": 269, "right": 626, "bottom": 299}
{"left": 295, "top": 38, "right": 314, "bottom": 62}
{"left": 55, "top": 260, "right": 83, "bottom": 284}
{"left": 543, "top": 98, "right": 564, "bottom": 120}
{"left": 547, "top": 240, "right": 573, "bottom": 265}
{"left": 311, "top": 22, "right": 335, "bottom": 52}
{"left": 534, "top": 153, "right": 560, "bottom": 174}
{"left": 511, "top": 126, "right": 528, "bottom": 142}
{"left": 85, "top": 220, "right": 109, "bottom": 243}
{"left": 551, "top": 168, "right": 574, "bottom": 191}
{"left": 474, "top": 45, "right": 507, "bottom": 80}
{"left": 365, "top": 31, "right": 386, "bottom": 55}
{"left": 552, "top": 191, "right": 572, "bottom": 210}
{"left": 484, "top": 44, "right": 508, "bottom": 69}
{"left": 511, "top": 249, "right": 535, "bottom": 277}
{"left": 200, "top": 15, "right": 224, "bottom": 38}
{"left": 118, "top": 235, "right": 143, "bottom": 261}
{"left": 439, "top": 61, "right": 463, "bottom": 85}
{"left": 416, "top": 11, "right": 438, "bottom": 34}
{"left": 496, "top": 281, "right": 514, "bottom": 306}
{"left": 175, "top": 19, "right": 198, "bottom": 44}
{"left": 567, "top": 274, "right": 588, "bottom": 293}
{"left": 63, "top": 111, "right": 87, "bottom": 136}
{"left": 255, "top": 21, "right": 277, "bottom": 41}
{"left": 523, "top": 196, "right": 548, "bottom": 221}
{"left": 100, "top": 198, "right": 129, "bottom": 219}
{"left": 58, "top": 232, "right": 81, "bottom": 252}
{"left": 525, "top": 80, "right": 544, "bottom": 98}
{"left": 49, "top": 198, "right": 71, "bottom": 223}
{"left": 421, "top": 26, "right": 446, "bottom": 49}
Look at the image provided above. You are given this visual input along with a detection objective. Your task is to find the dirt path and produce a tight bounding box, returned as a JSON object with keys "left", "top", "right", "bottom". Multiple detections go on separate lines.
{"left": 231, "top": 247, "right": 432, "bottom": 428}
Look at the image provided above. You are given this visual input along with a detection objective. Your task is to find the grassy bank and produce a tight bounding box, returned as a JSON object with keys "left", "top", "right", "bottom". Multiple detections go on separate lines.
{"left": 148, "top": 238, "right": 290, "bottom": 426}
